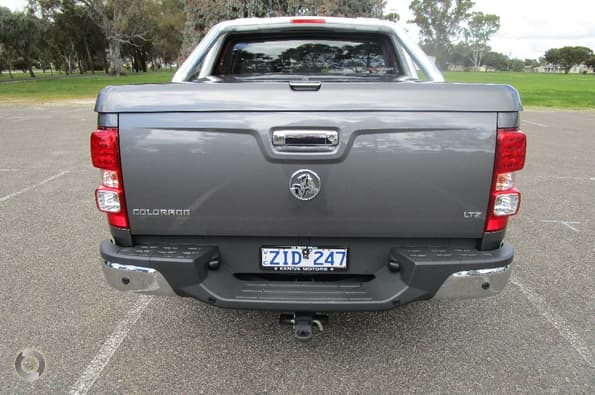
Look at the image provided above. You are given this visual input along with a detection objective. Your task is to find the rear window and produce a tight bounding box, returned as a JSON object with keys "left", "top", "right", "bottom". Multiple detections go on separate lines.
{"left": 214, "top": 34, "right": 401, "bottom": 78}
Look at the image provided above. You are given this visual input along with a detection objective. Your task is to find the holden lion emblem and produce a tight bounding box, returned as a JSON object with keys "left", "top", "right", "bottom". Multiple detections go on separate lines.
{"left": 289, "top": 169, "right": 321, "bottom": 201}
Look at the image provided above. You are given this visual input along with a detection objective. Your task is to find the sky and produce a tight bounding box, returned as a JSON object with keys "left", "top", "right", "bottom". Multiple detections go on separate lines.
{"left": 1, "top": 0, "right": 594, "bottom": 60}
{"left": 385, "top": 0, "right": 595, "bottom": 60}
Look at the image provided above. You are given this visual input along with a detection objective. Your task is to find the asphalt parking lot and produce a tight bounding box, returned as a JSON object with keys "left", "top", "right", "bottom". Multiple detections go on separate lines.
{"left": 0, "top": 104, "right": 593, "bottom": 394}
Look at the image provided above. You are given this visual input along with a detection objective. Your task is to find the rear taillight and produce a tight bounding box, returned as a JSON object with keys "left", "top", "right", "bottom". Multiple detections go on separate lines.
{"left": 91, "top": 129, "right": 119, "bottom": 170}
{"left": 91, "top": 128, "right": 128, "bottom": 228}
{"left": 494, "top": 129, "right": 526, "bottom": 173}
{"left": 485, "top": 128, "right": 526, "bottom": 232}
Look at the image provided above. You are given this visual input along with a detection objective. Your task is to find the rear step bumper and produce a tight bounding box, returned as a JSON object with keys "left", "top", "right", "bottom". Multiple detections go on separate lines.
{"left": 99, "top": 240, "right": 513, "bottom": 311}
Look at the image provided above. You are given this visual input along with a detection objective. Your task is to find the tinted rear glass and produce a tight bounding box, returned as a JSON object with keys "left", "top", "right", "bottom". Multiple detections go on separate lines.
{"left": 215, "top": 34, "right": 400, "bottom": 77}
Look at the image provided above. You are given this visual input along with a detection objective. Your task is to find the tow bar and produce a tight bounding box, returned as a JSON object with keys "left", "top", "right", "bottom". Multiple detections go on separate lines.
{"left": 279, "top": 312, "right": 328, "bottom": 342}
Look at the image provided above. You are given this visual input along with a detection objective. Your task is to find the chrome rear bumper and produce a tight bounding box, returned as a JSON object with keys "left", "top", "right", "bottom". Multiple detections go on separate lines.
{"left": 433, "top": 264, "right": 511, "bottom": 300}
{"left": 101, "top": 261, "right": 176, "bottom": 296}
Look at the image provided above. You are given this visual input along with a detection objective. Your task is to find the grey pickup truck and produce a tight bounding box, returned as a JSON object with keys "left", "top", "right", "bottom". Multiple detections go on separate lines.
{"left": 91, "top": 17, "right": 526, "bottom": 340}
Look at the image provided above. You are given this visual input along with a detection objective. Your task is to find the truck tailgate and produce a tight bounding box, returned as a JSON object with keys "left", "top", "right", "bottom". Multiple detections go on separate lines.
{"left": 119, "top": 110, "right": 496, "bottom": 238}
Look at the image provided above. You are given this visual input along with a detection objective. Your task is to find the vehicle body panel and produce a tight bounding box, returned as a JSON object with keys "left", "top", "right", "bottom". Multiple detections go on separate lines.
{"left": 120, "top": 110, "right": 497, "bottom": 238}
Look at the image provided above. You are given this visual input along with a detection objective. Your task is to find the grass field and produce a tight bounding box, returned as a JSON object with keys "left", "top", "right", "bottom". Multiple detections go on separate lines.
{"left": 0, "top": 71, "right": 174, "bottom": 101}
{"left": 0, "top": 70, "right": 593, "bottom": 108}
{"left": 443, "top": 71, "right": 595, "bottom": 109}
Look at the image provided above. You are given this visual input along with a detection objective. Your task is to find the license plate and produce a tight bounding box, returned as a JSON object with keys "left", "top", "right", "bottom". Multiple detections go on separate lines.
{"left": 261, "top": 246, "right": 348, "bottom": 272}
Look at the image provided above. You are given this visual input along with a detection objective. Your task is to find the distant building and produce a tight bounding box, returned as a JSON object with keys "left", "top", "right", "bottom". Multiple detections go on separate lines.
{"left": 447, "top": 64, "right": 489, "bottom": 72}
{"left": 569, "top": 64, "right": 593, "bottom": 73}
{"left": 535, "top": 63, "right": 593, "bottom": 73}
{"left": 535, "top": 64, "right": 560, "bottom": 73}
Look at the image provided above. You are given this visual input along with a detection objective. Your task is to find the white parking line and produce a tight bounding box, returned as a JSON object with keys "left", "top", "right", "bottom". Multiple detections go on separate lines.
{"left": 536, "top": 175, "right": 594, "bottom": 181}
{"left": 68, "top": 296, "right": 153, "bottom": 395}
{"left": 523, "top": 120, "right": 548, "bottom": 127}
{"left": 511, "top": 276, "right": 594, "bottom": 369}
{"left": 0, "top": 168, "right": 19, "bottom": 172}
{"left": 0, "top": 170, "right": 69, "bottom": 202}
{"left": 541, "top": 220, "right": 581, "bottom": 232}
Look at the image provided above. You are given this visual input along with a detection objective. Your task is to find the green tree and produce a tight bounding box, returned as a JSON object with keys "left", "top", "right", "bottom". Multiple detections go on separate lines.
{"left": 524, "top": 58, "right": 538, "bottom": 69}
{"left": 464, "top": 11, "right": 499, "bottom": 69}
{"left": 545, "top": 46, "right": 593, "bottom": 74}
{"left": 543, "top": 48, "right": 560, "bottom": 69}
{"left": 448, "top": 41, "right": 473, "bottom": 68}
{"left": 384, "top": 11, "right": 399, "bottom": 22}
{"left": 81, "top": 0, "right": 150, "bottom": 76}
{"left": 0, "top": 7, "right": 42, "bottom": 77}
{"left": 0, "top": 7, "right": 16, "bottom": 77}
{"left": 509, "top": 58, "right": 524, "bottom": 72}
{"left": 31, "top": 0, "right": 106, "bottom": 74}
{"left": 482, "top": 50, "right": 508, "bottom": 71}
{"left": 147, "top": 0, "right": 184, "bottom": 69}
{"left": 409, "top": 0, "right": 474, "bottom": 70}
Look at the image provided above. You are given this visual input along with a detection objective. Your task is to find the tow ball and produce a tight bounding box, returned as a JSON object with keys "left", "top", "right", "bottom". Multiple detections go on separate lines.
{"left": 279, "top": 312, "right": 328, "bottom": 342}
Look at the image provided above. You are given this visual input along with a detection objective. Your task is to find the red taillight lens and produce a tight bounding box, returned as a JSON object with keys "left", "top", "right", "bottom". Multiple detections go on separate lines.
{"left": 485, "top": 128, "right": 526, "bottom": 232}
{"left": 91, "top": 129, "right": 120, "bottom": 170}
{"left": 91, "top": 128, "right": 129, "bottom": 229}
{"left": 494, "top": 128, "right": 526, "bottom": 173}
{"left": 485, "top": 212, "right": 509, "bottom": 232}
{"left": 290, "top": 18, "right": 326, "bottom": 24}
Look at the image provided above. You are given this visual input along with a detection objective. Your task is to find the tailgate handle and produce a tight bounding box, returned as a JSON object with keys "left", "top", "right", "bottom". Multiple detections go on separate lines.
{"left": 289, "top": 81, "right": 322, "bottom": 91}
{"left": 272, "top": 130, "right": 338, "bottom": 146}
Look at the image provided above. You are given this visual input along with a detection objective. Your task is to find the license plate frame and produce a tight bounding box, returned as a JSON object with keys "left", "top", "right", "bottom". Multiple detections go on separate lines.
{"left": 260, "top": 246, "right": 348, "bottom": 272}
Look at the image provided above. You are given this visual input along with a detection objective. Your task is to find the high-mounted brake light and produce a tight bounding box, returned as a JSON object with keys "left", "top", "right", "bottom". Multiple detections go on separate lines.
{"left": 91, "top": 128, "right": 129, "bottom": 228}
{"left": 485, "top": 128, "right": 526, "bottom": 232}
{"left": 290, "top": 18, "right": 326, "bottom": 24}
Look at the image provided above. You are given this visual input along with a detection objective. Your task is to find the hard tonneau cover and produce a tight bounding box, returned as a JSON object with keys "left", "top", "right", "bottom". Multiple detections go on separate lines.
{"left": 96, "top": 82, "right": 521, "bottom": 113}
